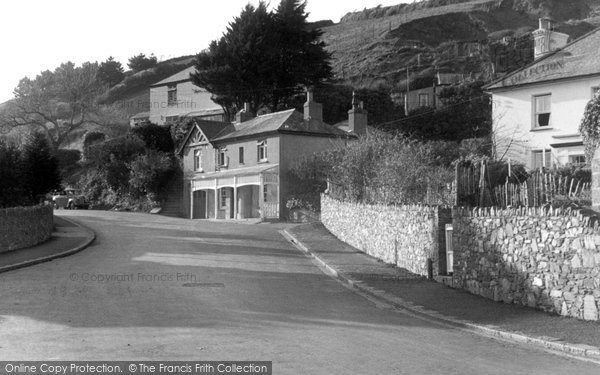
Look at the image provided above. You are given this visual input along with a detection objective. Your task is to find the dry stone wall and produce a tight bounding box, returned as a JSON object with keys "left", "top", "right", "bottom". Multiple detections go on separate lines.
{"left": 320, "top": 194, "right": 447, "bottom": 276}
{"left": 453, "top": 206, "right": 600, "bottom": 321}
{"left": 0, "top": 205, "right": 53, "bottom": 252}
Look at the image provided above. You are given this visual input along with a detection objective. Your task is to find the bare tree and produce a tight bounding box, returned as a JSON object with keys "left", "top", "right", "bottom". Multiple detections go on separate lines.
{"left": 0, "top": 62, "right": 107, "bottom": 149}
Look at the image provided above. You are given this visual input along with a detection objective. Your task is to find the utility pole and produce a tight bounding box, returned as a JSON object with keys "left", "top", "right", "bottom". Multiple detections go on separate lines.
{"left": 405, "top": 66, "right": 410, "bottom": 116}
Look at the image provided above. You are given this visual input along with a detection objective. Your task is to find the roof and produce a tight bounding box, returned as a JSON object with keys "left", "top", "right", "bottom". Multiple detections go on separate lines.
{"left": 212, "top": 109, "right": 353, "bottom": 143}
{"left": 485, "top": 27, "right": 600, "bottom": 91}
{"left": 151, "top": 66, "right": 196, "bottom": 87}
{"left": 130, "top": 111, "right": 150, "bottom": 119}
{"left": 183, "top": 108, "right": 224, "bottom": 117}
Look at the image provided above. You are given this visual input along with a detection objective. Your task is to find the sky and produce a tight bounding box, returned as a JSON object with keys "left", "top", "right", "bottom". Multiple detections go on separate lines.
{"left": 0, "top": 0, "right": 409, "bottom": 104}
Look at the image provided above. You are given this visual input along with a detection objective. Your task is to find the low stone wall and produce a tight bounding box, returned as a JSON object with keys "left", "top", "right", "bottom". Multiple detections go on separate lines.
{"left": 0, "top": 205, "right": 54, "bottom": 252}
{"left": 453, "top": 206, "right": 600, "bottom": 321}
{"left": 321, "top": 194, "right": 450, "bottom": 276}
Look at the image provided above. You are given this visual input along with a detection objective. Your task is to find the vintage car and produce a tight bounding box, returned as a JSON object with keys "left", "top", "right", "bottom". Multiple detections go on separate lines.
{"left": 52, "top": 188, "right": 89, "bottom": 209}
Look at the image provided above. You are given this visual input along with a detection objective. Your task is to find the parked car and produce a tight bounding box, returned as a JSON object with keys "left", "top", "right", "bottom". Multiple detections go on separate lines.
{"left": 51, "top": 188, "right": 89, "bottom": 209}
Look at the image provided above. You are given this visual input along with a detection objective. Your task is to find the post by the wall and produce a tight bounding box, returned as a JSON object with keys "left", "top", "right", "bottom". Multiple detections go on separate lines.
{"left": 436, "top": 207, "right": 453, "bottom": 275}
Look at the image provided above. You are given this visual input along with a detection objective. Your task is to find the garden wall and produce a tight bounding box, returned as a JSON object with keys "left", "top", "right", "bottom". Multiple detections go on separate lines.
{"left": 453, "top": 206, "right": 600, "bottom": 321}
{"left": 321, "top": 194, "right": 451, "bottom": 276}
{"left": 0, "top": 205, "right": 54, "bottom": 252}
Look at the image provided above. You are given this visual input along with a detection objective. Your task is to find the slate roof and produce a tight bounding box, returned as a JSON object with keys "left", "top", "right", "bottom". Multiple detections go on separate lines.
{"left": 485, "top": 27, "right": 600, "bottom": 91}
{"left": 211, "top": 109, "right": 353, "bottom": 143}
{"left": 151, "top": 66, "right": 196, "bottom": 87}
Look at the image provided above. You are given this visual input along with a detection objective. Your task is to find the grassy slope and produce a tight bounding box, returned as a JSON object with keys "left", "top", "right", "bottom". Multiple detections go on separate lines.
{"left": 320, "top": 0, "right": 598, "bottom": 89}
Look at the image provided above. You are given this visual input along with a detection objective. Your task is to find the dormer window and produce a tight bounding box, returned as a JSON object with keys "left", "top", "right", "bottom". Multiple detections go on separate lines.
{"left": 257, "top": 140, "right": 267, "bottom": 162}
{"left": 167, "top": 84, "right": 177, "bottom": 106}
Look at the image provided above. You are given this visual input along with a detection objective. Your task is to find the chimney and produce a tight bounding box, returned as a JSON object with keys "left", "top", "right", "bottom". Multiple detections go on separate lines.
{"left": 235, "top": 102, "right": 254, "bottom": 123}
{"left": 533, "top": 18, "right": 569, "bottom": 60}
{"left": 304, "top": 87, "right": 323, "bottom": 122}
{"left": 348, "top": 91, "right": 367, "bottom": 135}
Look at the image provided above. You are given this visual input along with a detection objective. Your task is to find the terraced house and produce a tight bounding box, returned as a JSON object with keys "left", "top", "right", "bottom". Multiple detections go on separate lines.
{"left": 177, "top": 91, "right": 364, "bottom": 220}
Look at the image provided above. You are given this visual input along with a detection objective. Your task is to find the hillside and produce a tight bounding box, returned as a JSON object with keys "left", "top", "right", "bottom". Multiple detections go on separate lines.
{"left": 319, "top": 0, "right": 600, "bottom": 89}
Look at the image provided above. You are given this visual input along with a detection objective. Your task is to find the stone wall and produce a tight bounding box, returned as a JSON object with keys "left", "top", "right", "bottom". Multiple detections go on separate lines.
{"left": 321, "top": 194, "right": 449, "bottom": 276}
{"left": 453, "top": 206, "right": 600, "bottom": 321}
{"left": 0, "top": 205, "right": 54, "bottom": 252}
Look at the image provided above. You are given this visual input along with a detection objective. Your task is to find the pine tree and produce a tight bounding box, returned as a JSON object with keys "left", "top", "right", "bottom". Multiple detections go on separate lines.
{"left": 98, "top": 57, "right": 125, "bottom": 87}
{"left": 191, "top": 0, "right": 332, "bottom": 116}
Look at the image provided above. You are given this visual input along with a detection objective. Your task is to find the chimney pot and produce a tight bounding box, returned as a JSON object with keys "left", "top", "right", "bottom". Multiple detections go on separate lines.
{"left": 236, "top": 102, "right": 254, "bottom": 123}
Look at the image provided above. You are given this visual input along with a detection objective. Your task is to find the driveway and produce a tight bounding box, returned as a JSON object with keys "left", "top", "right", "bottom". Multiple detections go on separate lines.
{"left": 0, "top": 211, "right": 597, "bottom": 374}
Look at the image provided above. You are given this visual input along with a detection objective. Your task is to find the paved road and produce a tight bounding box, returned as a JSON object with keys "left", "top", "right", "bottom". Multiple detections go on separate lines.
{"left": 0, "top": 211, "right": 598, "bottom": 374}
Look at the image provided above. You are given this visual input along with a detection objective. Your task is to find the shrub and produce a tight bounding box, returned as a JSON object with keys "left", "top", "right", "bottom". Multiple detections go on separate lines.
{"left": 580, "top": 91, "right": 600, "bottom": 163}
{"left": 131, "top": 122, "right": 174, "bottom": 153}
{"left": 129, "top": 150, "right": 179, "bottom": 201}
{"left": 0, "top": 140, "right": 25, "bottom": 207}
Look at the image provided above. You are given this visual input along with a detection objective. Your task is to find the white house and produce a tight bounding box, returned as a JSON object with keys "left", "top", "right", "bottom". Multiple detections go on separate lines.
{"left": 132, "top": 66, "right": 225, "bottom": 126}
{"left": 485, "top": 19, "right": 600, "bottom": 169}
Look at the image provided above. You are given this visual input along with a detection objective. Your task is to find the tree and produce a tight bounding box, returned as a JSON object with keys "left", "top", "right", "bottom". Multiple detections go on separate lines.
{"left": 98, "top": 57, "right": 125, "bottom": 87}
{"left": 0, "top": 139, "right": 25, "bottom": 207}
{"left": 0, "top": 62, "right": 106, "bottom": 150}
{"left": 20, "top": 132, "right": 61, "bottom": 201}
{"left": 129, "top": 150, "right": 178, "bottom": 201}
{"left": 128, "top": 53, "right": 158, "bottom": 73}
{"left": 191, "top": 0, "right": 332, "bottom": 117}
{"left": 580, "top": 91, "right": 600, "bottom": 164}
{"left": 131, "top": 122, "right": 174, "bottom": 153}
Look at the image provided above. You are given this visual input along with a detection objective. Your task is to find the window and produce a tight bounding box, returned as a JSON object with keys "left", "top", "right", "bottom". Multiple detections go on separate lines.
{"left": 418, "top": 93, "right": 429, "bottom": 107}
{"left": 218, "top": 148, "right": 228, "bottom": 167}
{"left": 569, "top": 154, "right": 586, "bottom": 166}
{"left": 167, "top": 84, "right": 177, "bottom": 106}
{"left": 533, "top": 94, "right": 551, "bottom": 128}
{"left": 532, "top": 149, "right": 552, "bottom": 169}
{"left": 239, "top": 147, "right": 244, "bottom": 164}
{"left": 263, "top": 185, "right": 268, "bottom": 203}
{"left": 219, "top": 189, "right": 228, "bottom": 208}
{"left": 257, "top": 140, "right": 267, "bottom": 162}
{"left": 193, "top": 149, "right": 202, "bottom": 171}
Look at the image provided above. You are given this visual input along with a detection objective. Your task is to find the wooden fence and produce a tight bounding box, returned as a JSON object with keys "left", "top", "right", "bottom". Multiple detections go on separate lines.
{"left": 455, "top": 160, "right": 590, "bottom": 207}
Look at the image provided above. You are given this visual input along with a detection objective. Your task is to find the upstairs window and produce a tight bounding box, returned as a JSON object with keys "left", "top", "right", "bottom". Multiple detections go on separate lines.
{"left": 239, "top": 147, "right": 244, "bottom": 164}
{"left": 257, "top": 140, "right": 267, "bottom": 162}
{"left": 194, "top": 149, "right": 202, "bottom": 171}
{"left": 418, "top": 93, "right": 429, "bottom": 107}
{"left": 533, "top": 94, "right": 551, "bottom": 128}
{"left": 167, "top": 84, "right": 177, "bottom": 106}
{"left": 218, "top": 148, "right": 228, "bottom": 167}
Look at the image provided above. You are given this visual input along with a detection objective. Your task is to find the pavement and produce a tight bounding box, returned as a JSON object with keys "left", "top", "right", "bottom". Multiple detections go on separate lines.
{"left": 284, "top": 222, "right": 600, "bottom": 362}
{"left": 0, "top": 214, "right": 95, "bottom": 273}
{"left": 1, "top": 211, "right": 599, "bottom": 373}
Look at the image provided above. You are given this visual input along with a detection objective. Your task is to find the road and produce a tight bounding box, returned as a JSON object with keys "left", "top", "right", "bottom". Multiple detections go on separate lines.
{"left": 0, "top": 211, "right": 598, "bottom": 374}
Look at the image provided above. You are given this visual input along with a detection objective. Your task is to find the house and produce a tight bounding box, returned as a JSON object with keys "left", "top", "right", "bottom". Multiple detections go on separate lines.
{"left": 177, "top": 90, "right": 363, "bottom": 220}
{"left": 485, "top": 19, "right": 599, "bottom": 169}
{"left": 132, "top": 66, "right": 226, "bottom": 126}
{"left": 392, "top": 72, "right": 466, "bottom": 114}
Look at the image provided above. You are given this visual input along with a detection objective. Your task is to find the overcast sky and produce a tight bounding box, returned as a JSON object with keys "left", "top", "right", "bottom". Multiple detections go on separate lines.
{"left": 0, "top": 0, "right": 409, "bottom": 104}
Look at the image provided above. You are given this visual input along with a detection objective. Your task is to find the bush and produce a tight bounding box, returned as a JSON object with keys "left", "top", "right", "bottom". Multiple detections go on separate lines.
{"left": 580, "top": 91, "right": 600, "bottom": 163}
{"left": 287, "top": 131, "right": 455, "bottom": 208}
{"left": 129, "top": 150, "right": 179, "bottom": 201}
{"left": 131, "top": 122, "right": 174, "bottom": 153}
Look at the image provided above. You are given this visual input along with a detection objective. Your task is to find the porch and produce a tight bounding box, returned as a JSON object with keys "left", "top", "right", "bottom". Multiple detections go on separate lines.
{"left": 189, "top": 164, "right": 280, "bottom": 221}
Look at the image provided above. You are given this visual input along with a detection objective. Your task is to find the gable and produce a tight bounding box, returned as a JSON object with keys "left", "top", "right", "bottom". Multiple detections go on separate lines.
{"left": 188, "top": 126, "right": 209, "bottom": 146}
